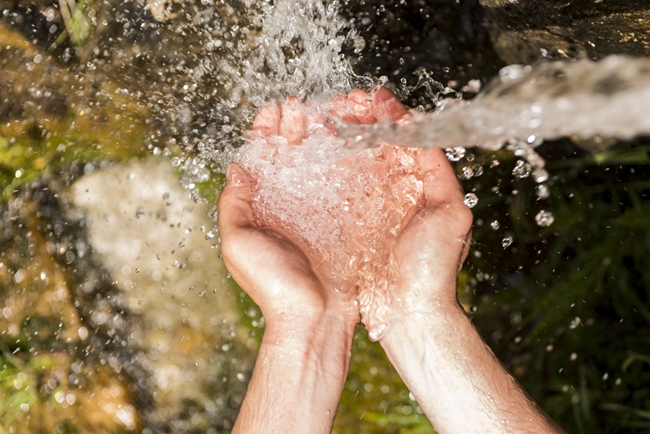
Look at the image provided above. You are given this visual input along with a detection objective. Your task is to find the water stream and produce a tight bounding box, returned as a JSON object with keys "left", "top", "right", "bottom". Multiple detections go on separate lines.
{"left": 176, "top": 0, "right": 650, "bottom": 192}
{"left": 340, "top": 55, "right": 650, "bottom": 152}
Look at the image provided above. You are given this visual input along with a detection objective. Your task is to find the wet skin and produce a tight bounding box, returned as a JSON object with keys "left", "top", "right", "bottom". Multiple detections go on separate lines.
{"left": 219, "top": 88, "right": 564, "bottom": 434}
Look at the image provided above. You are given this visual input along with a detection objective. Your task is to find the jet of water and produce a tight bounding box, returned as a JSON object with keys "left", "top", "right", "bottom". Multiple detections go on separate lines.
{"left": 340, "top": 56, "right": 650, "bottom": 152}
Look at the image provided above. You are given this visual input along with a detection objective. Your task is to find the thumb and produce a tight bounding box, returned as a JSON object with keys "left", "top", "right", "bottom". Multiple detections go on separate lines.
{"left": 419, "top": 149, "right": 464, "bottom": 208}
{"left": 371, "top": 87, "right": 409, "bottom": 122}
{"left": 218, "top": 164, "right": 257, "bottom": 234}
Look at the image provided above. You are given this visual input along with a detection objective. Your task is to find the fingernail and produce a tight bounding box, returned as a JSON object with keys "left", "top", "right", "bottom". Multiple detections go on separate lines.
{"left": 226, "top": 166, "right": 242, "bottom": 186}
{"left": 230, "top": 170, "right": 242, "bottom": 186}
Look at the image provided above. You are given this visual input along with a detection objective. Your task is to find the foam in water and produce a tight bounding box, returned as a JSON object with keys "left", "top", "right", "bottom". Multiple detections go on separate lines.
{"left": 234, "top": 99, "right": 427, "bottom": 340}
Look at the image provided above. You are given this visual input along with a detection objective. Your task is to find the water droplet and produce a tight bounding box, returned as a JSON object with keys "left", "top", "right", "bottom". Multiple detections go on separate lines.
{"left": 462, "top": 166, "right": 474, "bottom": 179}
{"left": 536, "top": 184, "right": 550, "bottom": 199}
{"left": 463, "top": 193, "right": 478, "bottom": 208}
{"left": 445, "top": 147, "right": 466, "bottom": 162}
{"left": 156, "top": 210, "right": 167, "bottom": 222}
{"left": 535, "top": 210, "right": 555, "bottom": 227}
{"left": 472, "top": 164, "right": 484, "bottom": 177}
{"left": 469, "top": 305, "right": 477, "bottom": 313}
{"left": 512, "top": 160, "right": 531, "bottom": 178}
{"left": 490, "top": 220, "right": 500, "bottom": 230}
{"left": 532, "top": 169, "right": 549, "bottom": 183}
{"left": 367, "top": 76, "right": 388, "bottom": 102}
{"left": 502, "top": 236, "right": 513, "bottom": 248}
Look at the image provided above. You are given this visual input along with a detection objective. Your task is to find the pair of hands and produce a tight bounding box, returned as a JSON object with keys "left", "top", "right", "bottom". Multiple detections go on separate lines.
{"left": 218, "top": 87, "right": 473, "bottom": 337}
{"left": 217, "top": 88, "right": 565, "bottom": 434}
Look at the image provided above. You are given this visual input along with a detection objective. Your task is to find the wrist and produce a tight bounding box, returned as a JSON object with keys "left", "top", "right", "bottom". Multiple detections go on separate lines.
{"left": 262, "top": 309, "right": 356, "bottom": 381}
{"left": 234, "top": 306, "right": 355, "bottom": 434}
{"left": 372, "top": 279, "right": 462, "bottom": 341}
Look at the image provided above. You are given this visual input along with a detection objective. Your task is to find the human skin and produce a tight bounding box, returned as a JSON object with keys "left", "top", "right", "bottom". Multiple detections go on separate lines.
{"left": 219, "top": 162, "right": 356, "bottom": 434}
{"left": 218, "top": 90, "right": 399, "bottom": 434}
{"left": 219, "top": 88, "right": 564, "bottom": 434}
{"left": 376, "top": 137, "right": 566, "bottom": 433}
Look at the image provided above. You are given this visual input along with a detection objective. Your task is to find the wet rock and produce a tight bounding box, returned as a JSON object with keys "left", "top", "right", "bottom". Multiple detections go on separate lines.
{"left": 479, "top": 0, "right": 650, "bottom": 64}
{"left": 64, "top": 158, "right": 252, "bottom": 432}
{"left": 341, "top": 0, "right": 505, "bottom": 99}
{"left": 0, "top": 183, "right": 144, "bottom": 433}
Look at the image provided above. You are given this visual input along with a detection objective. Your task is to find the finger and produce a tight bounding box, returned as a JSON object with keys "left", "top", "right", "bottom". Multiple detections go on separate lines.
{"left": 327, "top": 95, "right": 360, "bottom": 125}
{"left": 347, "top": 88, "right": 368, "bottom": 105}
{"left": 418, "top": 150, "right": 474, "bottom": 265}
{"left": 218, "top": 164, "right": 257, "bottom": 235}
{"left": 279, "top": 97, "right": 306, "bottom": 145}
{"left": 252, "top": 104, "right": 280, "bottom": 136}
{"left": 418, "top": 149, "right": 465, "bottom": 208}
{"left": 371, "top": 87, "right": 409, "bottom": 122}
{"left": 346, "top": 89, "right": 376, "bottom": 124}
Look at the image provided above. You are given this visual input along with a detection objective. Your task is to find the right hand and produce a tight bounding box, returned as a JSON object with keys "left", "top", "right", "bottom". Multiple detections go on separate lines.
{"left": 386, "top": 148, "right": 473, "bottom": 319}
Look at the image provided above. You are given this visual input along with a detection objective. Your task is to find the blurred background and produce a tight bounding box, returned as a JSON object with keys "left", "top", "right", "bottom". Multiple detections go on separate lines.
{"left": 1, "top": 1, "right": 650, "bottom": 433}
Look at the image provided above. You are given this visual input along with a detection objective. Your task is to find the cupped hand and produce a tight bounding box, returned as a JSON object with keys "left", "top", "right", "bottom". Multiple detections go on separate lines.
{"left": 219, "top": 164, "right": 343, "bottom": 324}
{"left": 217, "top": 90, "right": 404, "bottom": 328}
{"left": 387, "top": 149, "right": 473, "bottom": 317}
{"left": 220, "top": 87, "right": 471, "bottom": 337}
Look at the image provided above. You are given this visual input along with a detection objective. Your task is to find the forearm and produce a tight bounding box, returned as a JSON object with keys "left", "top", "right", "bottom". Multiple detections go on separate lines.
{"left": 380, "top": 301, "right": 564, "bottom": 434}
{"left": 232, "top": 311, "right": 354, "bottom": 434}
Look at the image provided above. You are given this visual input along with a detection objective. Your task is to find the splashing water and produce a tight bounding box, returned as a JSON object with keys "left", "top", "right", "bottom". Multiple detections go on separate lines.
{"left": 187, "top": 1, "right": 650, "bottom": 337}
{"left": 235, "top": 110, "right": 427, "bottom": 340}
{"left": 172, "top": 0, "right": 356, "bottom": 193}
{"left": 339, "top": 56, "right": 650, "bottom": 151}
{"left": 233, "top": 0, "right": 352, "bottom": 107}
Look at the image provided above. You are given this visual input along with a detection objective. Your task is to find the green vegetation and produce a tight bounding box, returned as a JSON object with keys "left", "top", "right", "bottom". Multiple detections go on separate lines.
{"left": 464, "top": 139, "right": 650, "bottom": 433}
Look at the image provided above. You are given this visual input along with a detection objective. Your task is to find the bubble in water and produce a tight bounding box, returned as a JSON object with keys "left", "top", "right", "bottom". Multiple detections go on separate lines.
{"left": 536, "top": 184, "right": 550, "bottom": 199}
{"left": 472, "top": 164, "right": 484, "bottom": 177}
{"left": 445, "top": 147, "right": 466, "bottom": 162}
{"left": 532, "top": 169, "right": 549, "bottom": 183}
{"left": 502, "top": 236, "right": 513, "bottom": 248}
{"left": 463, "top": 193, "right": 478, "bottom": 208}
{"left": 490, "top": 220, "right": 500, "bottom": 230}
{"left": 462, "top": 166, "right": 474, "bottom": 179}
{"left": 535, "top": 210, "right": 555, "bottom": 227}
{"left": 512, "top": 160, "right": 531, "bottom": 178}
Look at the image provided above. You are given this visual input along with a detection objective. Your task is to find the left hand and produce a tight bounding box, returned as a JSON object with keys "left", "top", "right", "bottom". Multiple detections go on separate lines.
{"left": 218, "top": 162, "right": 360, "bottom": 328}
